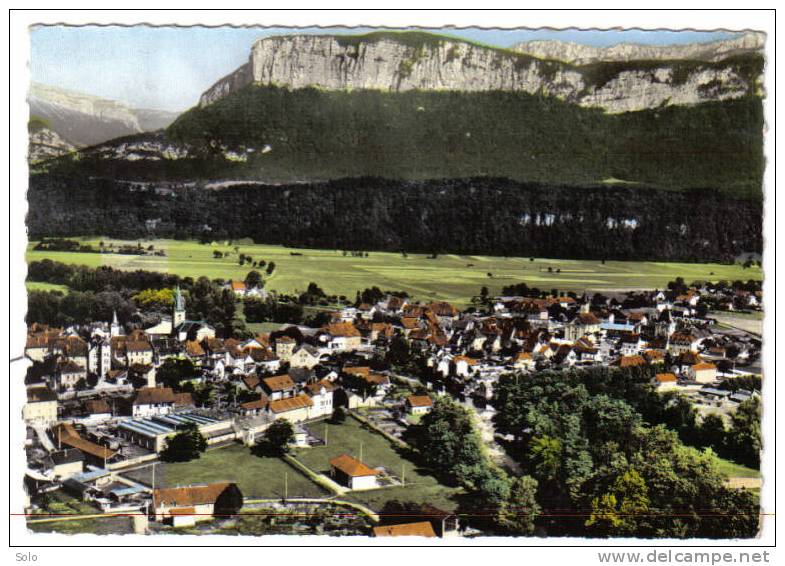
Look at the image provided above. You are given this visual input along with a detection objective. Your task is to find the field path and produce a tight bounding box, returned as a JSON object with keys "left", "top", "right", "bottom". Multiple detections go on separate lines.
{"left": 725, "top": 477, "right": 762, "bottom": 489}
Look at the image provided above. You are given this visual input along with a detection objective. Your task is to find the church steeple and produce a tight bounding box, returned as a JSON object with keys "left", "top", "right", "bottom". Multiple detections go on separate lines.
{"left": 173, "top": 286, "right": 186, "bottom": 329}
{"left": 110, "top": 310, "right": 121, "bottom": 337}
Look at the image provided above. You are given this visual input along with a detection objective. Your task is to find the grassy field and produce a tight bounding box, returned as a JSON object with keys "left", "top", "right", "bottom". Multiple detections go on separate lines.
{"left": 293, "top": 417, "right": 463, "bottom": 512}
{"left": 26, "top": 237, "right": 763, "bottom": 306}
{"left": 711, "top": 311, "right": 764, "bottom": 336}
{"left": 26, "top": 281, "right": 69, "bottom": 293}
{"left": 715, "top": 456, "right": 761, "bottom": 479}
{"left": 27, "top": 515, "right": 134, "bottom": 535}
{"left": 158, "top": 443, "right": 328, "bottom": 499}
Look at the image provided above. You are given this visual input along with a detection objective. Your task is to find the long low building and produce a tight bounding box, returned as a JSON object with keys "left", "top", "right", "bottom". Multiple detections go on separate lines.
{"left": 117, "top": 412, "right": 236, "bottom": 452}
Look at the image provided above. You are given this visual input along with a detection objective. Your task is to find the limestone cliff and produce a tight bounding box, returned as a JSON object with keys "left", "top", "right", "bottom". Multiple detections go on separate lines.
{"left": 198, "top": 32, "right": 763, "bottom": 113}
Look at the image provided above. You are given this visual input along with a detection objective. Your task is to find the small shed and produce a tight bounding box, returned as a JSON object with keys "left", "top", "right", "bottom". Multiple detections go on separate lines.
{"left": 329, "top": 453, "right": 380, "bottom": 490}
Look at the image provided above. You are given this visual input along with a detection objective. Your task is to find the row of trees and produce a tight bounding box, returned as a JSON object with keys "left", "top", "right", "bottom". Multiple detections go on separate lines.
{"left": 28, "top": 171, "right": 762, "bottom": 263}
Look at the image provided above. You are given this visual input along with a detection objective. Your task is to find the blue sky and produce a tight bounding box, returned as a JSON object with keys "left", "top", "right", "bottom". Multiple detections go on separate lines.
{"left": 30, "top": 25, "right": 739, "bottom": 112}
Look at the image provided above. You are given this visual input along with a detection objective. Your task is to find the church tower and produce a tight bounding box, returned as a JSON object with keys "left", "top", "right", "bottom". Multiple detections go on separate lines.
{"left": 173, "top": 286, "right": 186, "bottom": 330}
{"left": 110, "top": 310, "right": 122, "bottom": 337}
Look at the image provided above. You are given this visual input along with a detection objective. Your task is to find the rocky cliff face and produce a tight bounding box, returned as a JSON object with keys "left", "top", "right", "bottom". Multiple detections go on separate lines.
{"left": 28, "top": 126, "right": 75, "bottom": 163}
{"left": 512, "top": 31, "right": 765, "bottom": 65}
{"left": 198, "top": 33, "right": 762, "bottom": 113}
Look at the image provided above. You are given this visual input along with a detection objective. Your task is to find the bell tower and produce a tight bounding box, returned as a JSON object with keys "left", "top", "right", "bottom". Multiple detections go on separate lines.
{"left": 173, "top": 286, "right": 186, "bottom": 330}
{"left": 110, "top": 310, "right": 122, "bottom": 337}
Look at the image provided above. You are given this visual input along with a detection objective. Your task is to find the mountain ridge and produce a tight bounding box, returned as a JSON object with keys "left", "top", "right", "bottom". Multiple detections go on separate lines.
{"left": 28, "top": 82, "right": 181, "bottom": 148}
{"left": 511, "top": 31, "right": 764, "bottom": 65}
{"left": 197, "top": 31, "right": 763, "bottom": 114}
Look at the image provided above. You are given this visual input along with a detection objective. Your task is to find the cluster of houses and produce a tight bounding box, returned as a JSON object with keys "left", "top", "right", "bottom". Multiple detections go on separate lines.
{"left": 21, "top": 280, "right": 761, "bottom": 536}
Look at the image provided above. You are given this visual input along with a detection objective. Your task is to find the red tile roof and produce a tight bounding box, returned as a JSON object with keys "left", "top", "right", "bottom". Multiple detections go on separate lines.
{"left": 134, "top": 387, "right": 176, "bottom": 405}
{"left": 372, "top": 522, "right": 437, "bottom": 537}
{"left": 268, "top": 394, "right": 313, "bottom": 414}
{"left": 153, "top": 482, "right": 236, "bottom": 509}
{"left": 407, "top": 395, "right": 433, "bottom": 408}
{"left": 262, "top": 374, "right": 295, "bottom": 392}
{"left": 329, "top": 453, "right": 380, "bottom": 477}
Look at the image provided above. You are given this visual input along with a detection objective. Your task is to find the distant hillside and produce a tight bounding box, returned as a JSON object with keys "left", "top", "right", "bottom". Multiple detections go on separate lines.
{"left": 47, "top": 85, "right": 761, "bottom": 197}
{"left": 512, "top": 31, "right": 765, "bottom": 65}
{"left": 28, "top": 82, "right": 180, "bottom": 147}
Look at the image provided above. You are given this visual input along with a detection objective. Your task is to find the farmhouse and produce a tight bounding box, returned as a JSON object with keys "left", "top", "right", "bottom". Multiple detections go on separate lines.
{"left": 654, "top": 372, "right": 679, "bottom": 392}
{"left": 329, "top": 453, "right": 380, "bottom": 490}
{"left": 261, "top": 374, "right": 297, "bottom": 400}
{"left": 152, "top": 482, "right": 243, "bottom": 527}
{"left": 406, "top": 395, "right": 433, "bottom": 415}
{"left": 227, "top": 280, "right": 247, "bottom": 297}
{"left": 689, "top": 362, "right": 718, "bottom": 384}
{"left": 324, "top": 322, "right": 363, "bottom": 352}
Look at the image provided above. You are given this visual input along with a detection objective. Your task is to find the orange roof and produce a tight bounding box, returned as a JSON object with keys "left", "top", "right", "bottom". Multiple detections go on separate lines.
{"left": 365, "top": 373, "right": 391, "bottom": 386}
{"left": 173, "top": 392, "right": 195, "bottom": 406}
{"left": 242, "top": 375, "right": 260, "bottom": 390}
{"left": 153, "top": 483, "right": 235, "bottom": 509}
{"left": 453, "top": 355, "right": 478, "bottom": 366}
{"left": 134, "top": 387, "right": 176, "bottom": 405}
{"left": 262, "top": 374, "right": 295, "bottom": 392}
{"left": 126, "top": 340, "right": 152, "bottom": 353}
{"left": 692, "top": 362, "right": 717, "bottom": 371}
{"left": 54, "top": 424, "right": 116, "bottom": 460}
{"left": 372, "top": 522, "right": 437, "bottom": 537}
{"left": 230, "top": 280, "right": 246, "bottom": 291}
{"left": 428, "top": 301, "right": 459, "bottom": 317}
{"left": 618, "top": 355, "right": 646, "bottom": 368}
{"left": 84, "top": 399, "right": 111, "bottom": 414}
{"left": 401, "top": 317, "right": 420, "bottom": 330}
{"left": 344, "top": 366, "right": 370, "bottom": 377}
{"left": 329, "top": 453, "right": 380, "bottom": 477}
{"left": 577, "top": 312, "right": 600, "bottom": 325}
{"left": 514, "top": 352, "right": 533, "bottom": 361}
{"left": 326, "top": 322, "right": 361, "bottom": 337}
{"left": 185, "top": 340, "right": 205, "bottom": 357}
{"left": 655, "top": 373, "right": 678, "bottom": 383}
{"left": 643, "top": 349, "right": 665, "bottom": 361}
{"left": 305, "top": 379, "right": 336, "bottom": 395}
{"left": 268, "top": 394, "right": 313, "bottom": 414}
{"left": 407, "top": 395, "right": 433, "bottom": 408}
{"left": 241, "top": 395, "right": 269, "bottom": 411}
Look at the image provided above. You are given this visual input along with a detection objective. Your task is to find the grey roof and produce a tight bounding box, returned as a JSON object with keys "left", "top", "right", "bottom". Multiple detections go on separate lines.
{"left": 700, "top": 387, "right": 731, "bottom": 397}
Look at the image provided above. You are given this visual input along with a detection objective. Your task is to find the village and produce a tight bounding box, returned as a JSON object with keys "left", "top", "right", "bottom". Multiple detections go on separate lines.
{"left": 22, "top": 277, "right": 763, "bottom": 537}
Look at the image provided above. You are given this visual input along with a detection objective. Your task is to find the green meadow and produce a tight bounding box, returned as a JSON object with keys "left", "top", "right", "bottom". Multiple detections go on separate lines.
{"left": 26, "top": 237, "right": 762, "bottom": 306}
